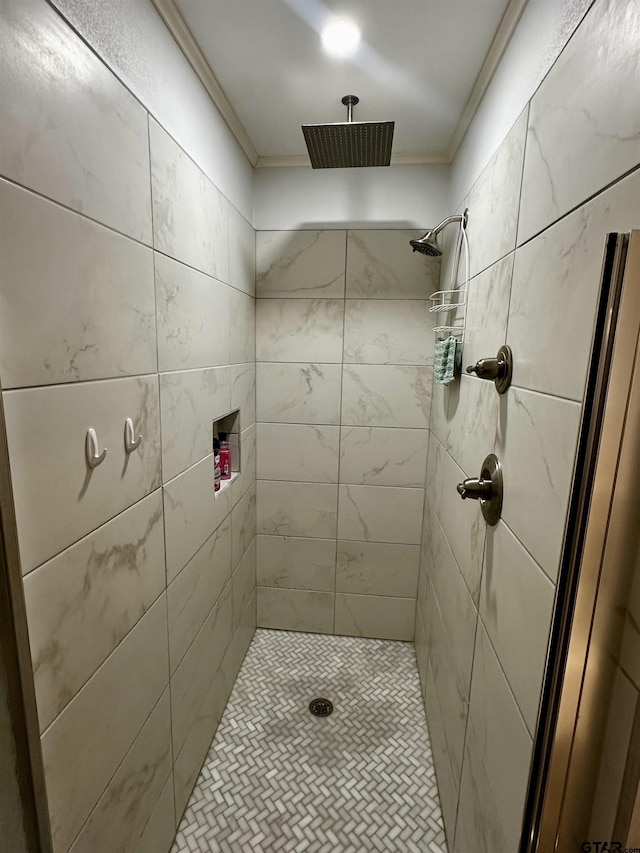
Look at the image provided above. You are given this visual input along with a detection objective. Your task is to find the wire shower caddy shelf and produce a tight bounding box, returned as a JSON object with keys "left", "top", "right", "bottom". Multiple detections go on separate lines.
{"left": 429, "top": 209, "right": 470, "bottom": 342}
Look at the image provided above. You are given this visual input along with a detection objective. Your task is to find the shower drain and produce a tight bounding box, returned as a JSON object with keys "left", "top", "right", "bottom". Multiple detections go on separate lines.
{"left": 309, "top": 698, "right": 333, "bottom": 717}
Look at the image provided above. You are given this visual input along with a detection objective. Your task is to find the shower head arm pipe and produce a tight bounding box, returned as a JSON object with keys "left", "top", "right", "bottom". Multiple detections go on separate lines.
{"left": 426, "top": 210, "right": 468, "bottom": 240}
{"left": 342, "top": 94, "right": 359, "bottom": 123}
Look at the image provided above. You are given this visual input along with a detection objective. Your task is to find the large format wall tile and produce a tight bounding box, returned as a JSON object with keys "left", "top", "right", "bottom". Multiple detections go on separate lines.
{"left": 23, "top": 491, "right": 164, "bottom": 731}
{"left": 454, "top": 718, "right": 509, "bottom": 853}
{"left": 425, "top": 434, "right": 485, "bottom": 603}
{"left": 425, "top": 585, "right": 470, "bottom": 784}
{"left": 336, "top": 541, "right": 419, "bottom": 598}
{"left": 231, "top": 363, "right": 256, "bottom": 430}
{"left": 257, "top": 423, "right": 340, "bottom": 483}
{"left": 69, "top": 690, "right": 172, "bottom": 853}
{"left": 337, "top": 485, "right": 424, "bottom": 545}
{"left": 229, "top": 423, "right": 257, "bottom": 508}
{"left": 463, "top": 108, "right": 527, "bottom": 278}
{"left": 496, "top": 387, "right": 581, "bottom": 582}
{"left": 334, "top": 593, "right": 415, "bottom": 641}
{"left": 229, "top": 289, "right": 256, "bottom": 364}
{"left": 429, "top": 375, "right": 499, "bottom": 479}
{"left": 340, "top": 426, "right": 428, "bottom": 488}
{"left": 150, "top": 119, "right": 229, "bottom": 281}
{"left": 424, "top": 661, "right": 459, "bottom": 848}
{"left": 232, "top": 590, "right": 257, "bottom": 676}
{"left": 464, "top": 624, "right": 533, "bottom": 853}
{"left": 341, "top": 365, "right": 432, "bottom": 429}
{"left": 160, "top": 368, "right": 230, "bottom": 482}
{"left": 232, "top": 538, "right": 256, "bottom": 629}
{"left": 509, "top": 169, "right": 640, "bottom": 401}
{"left": 257, "top": 535, "right": 336, "bottom": 591}
{"left": 155, "top": 253, "right": 230, "bottom": 373}
{"left": 231, "top": 484, "right": 256, "bottom": 569}
{"left": 172, "top": 645, "right": 234, "bottom": 819}
{"left": 0, "top": 2, "right": 152, "bottom": 243}
{"left": 41, "top": 595, "right": 169, "bottom": 853}
{"left": 229, "top": 207, "right": 256, "bottom": 297}
{"left": 163, "top": 455, "right": 232, "bottom": 583}
{"left": 343, "top": 300, "right": 434, "bottom": 365}
{"left": 170, "top": 583, "right": 232, "bottom": 756}
{"left": 0, "top": 180, "right": 156, "bottom": 388}
{"left": 256, "top": 299, "right": 344, "bottom": 363}
{"left": 256, "top": 231, "right": 346, "bottom": 298}
{"left": 4, "top": 376, "right": 161, "bottom": 574}
{"left": 135, "top": 774, "right": 176, "bottom": 853}
{"left": 167, "top": 517, "right": 232, "bottom": 675}
{"left": 346, "top": 230, "right": 440, "bottom": 299}
{"left": 481, "top": 521, "right": 555, "bottom": 734}
{"left": 518, "top": 0, "right": 640, "bottom": 244}
{"left": 256, "top": 481, "right": 338, "bottom": 539}
{"left": 257, "top": 587, "right": 334, "bottom": 633}
{"left": 462, "top": 253, "right": 513, "bottom": 372}
{"left": 421, "top": 503, "right": 478, "bottom": 720}
{"left": 256, "top": 363, "right": 342, "bottom": 425}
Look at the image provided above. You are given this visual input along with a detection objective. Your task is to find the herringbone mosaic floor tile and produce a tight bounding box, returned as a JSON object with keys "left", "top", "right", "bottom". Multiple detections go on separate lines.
{"left": 172, "top": 629, "right": 447, "bottom": 852}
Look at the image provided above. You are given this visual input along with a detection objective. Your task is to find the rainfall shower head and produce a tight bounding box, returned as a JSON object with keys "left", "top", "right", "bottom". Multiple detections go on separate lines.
{"left": 410, "top": 211, "right": 469, "bottom": 256}
{"left": 302, "top": 95, "right": 395, "bottom": 169}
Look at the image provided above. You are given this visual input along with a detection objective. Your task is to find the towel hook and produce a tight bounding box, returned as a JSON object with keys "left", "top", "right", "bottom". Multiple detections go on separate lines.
{"left": 124, "top": 417, "right": 142, "bottom": 453}
{"left": 85, "top": 428, "right": 107, "bottom": 469}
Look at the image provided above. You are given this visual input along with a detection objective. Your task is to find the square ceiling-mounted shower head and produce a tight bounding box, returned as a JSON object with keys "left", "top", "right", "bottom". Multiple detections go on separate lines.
{"left": 302, "top": 95, "right": 395, "bottom": 169}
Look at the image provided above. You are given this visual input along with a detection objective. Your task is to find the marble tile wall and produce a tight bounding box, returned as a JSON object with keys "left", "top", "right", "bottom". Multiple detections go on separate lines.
{"left": 414, "top": 1, "right": 640, "bottom": 849}
{"left": 256, "top": 229, "right": 437, "bottom": 640}
{"left": 0, "top": 4, "right": 256, "bottom": 851}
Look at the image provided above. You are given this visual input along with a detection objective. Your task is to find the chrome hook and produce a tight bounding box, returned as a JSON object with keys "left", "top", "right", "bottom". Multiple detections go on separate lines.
{"left": 124, "top": 417, "right": 142, "bottom": 454}
{"left": 85, "top": 428, "right": 107, "bottom": 469}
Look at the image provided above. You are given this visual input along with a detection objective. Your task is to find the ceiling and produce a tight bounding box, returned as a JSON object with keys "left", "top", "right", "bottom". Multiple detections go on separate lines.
{"left": 169, "top": 0, "right": 520, "bottom": 166}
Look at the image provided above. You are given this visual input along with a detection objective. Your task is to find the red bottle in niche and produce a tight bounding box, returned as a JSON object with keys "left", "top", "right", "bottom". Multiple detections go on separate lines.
{"left": 218, "top": 432, "right": 231, "bottom": 480}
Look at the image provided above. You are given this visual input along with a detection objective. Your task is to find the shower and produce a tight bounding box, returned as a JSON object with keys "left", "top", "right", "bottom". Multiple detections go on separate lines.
{"left": 410, "top": 209, "right": 469, "bottom": 256}
{"left": 302, "top": 95, "right": 395, "bottom": 169}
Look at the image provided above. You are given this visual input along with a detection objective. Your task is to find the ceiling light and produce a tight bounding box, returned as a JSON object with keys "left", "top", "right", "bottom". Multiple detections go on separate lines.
{"left": 321, "top": 19, "right": 361, "bottom": 58}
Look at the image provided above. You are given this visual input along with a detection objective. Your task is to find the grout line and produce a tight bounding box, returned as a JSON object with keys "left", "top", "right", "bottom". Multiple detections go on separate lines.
{"left": 502, "top": 101, "right": 530, "bottom": 351}
{"left": 0, "top": 178, "right": 253, "bottom": 303}
{"left": 20, "top": 487, "right": 164, "bottom": 580}
{"left": 0, "top": 172, "right": 154, "bottom": 250}
{"left": 39, "top": 592, "right": 168, "bottom": 741}
{"left": 64, "top": 684, "right": 172, "bottom": 852}
{"left": 256, "top": 584, "right": 416, "bottom": 602}
{"left": 3, "top": 364, "right": 261, "bottom": 396}
{"left": 2, "top": 371, "right": 160, "bottom": 395}
{"left": 332, "top": 232, "right": 349, "bottom": 634}
{"left": 43, "top": 1, "right": 253, "bottom": 227}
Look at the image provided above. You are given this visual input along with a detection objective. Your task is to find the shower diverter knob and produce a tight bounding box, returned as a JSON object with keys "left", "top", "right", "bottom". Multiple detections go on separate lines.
{"left": 466, "top": 345, "right": 513, "bottom": 394}
{"left": 456, "top": 453, "right": 503, "bottom": 526}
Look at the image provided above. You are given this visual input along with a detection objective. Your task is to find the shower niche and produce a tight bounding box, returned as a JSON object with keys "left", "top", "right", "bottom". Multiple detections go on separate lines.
{"left": 213, "top": 409, "right": 241, "bottom": 495}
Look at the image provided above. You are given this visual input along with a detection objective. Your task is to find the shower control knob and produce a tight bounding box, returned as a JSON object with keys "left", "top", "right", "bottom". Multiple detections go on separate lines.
{"left": 466, "top": 345, "right": 513, "bottom": 394}
{"left": 456, "top": 453, "right": 503, "bottom": 526}
{"left": 457, "top": 478, "right": 492, "bottom": 501}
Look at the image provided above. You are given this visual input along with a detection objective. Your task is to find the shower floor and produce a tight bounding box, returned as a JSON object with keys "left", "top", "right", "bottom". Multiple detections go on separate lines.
{"left": 172, "top": 629, "right": 447, "bottom": 853}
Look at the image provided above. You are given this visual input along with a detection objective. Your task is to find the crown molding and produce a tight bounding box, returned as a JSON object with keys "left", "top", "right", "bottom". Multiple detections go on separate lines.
{"left": 255, "top": 151, "right": 451, "bottom": 169}
{"left": 255, "top": 155, "right": 312, "bottom": 169}
{"left": 153, "top": 0, "right": 527, "bottom": 172}
{"left": 391, "top": 151, "right": 450, "bottom": 166}
{"left": 447, "top": 0, "right": 529, "bottom": 161}
{"left": 150, "top": 0, "right": 259, "bottom": 167}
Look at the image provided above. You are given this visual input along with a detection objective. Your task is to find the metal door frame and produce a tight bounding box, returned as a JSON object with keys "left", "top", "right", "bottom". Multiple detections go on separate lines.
{"left": 522, "top": 231, "right": 640, "bottom": 850}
